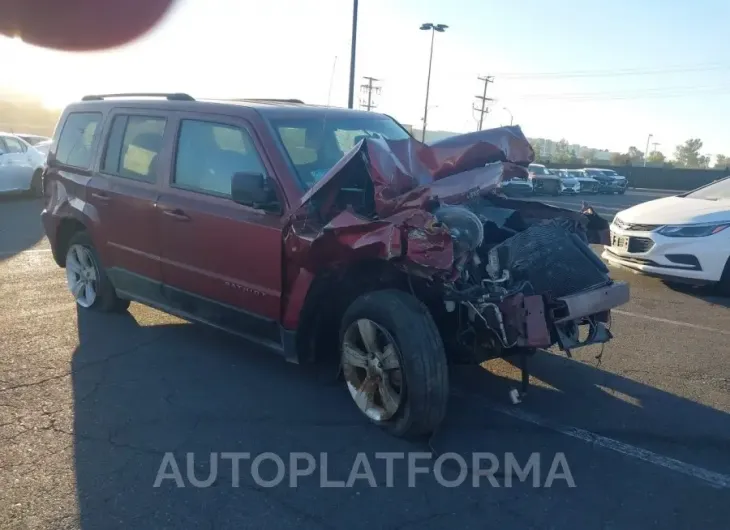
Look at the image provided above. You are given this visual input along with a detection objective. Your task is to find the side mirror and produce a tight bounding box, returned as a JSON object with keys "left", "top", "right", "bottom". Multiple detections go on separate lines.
{"left": 231, "top": 172, "right": 280, "bottom": 212}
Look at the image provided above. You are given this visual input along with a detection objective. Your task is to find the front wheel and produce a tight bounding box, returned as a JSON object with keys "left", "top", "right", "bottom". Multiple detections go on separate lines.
{"left": 339, "top": 289, "right": 449, "bottom": 438}
{"left": 716, "top": 258, "right": 730, "bottom": 296}
{"left": 65, "top": 231, "right": 130, "bottom": 312}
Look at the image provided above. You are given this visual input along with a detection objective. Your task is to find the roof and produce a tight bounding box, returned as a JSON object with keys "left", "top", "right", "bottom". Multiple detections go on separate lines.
{"left": 70, "top": 94, "right": 390, "bottom": 121}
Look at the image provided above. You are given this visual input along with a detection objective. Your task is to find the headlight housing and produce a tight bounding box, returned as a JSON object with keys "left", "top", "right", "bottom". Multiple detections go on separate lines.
{"left": 657, "top": 222, "right": 730, "bottom": 238}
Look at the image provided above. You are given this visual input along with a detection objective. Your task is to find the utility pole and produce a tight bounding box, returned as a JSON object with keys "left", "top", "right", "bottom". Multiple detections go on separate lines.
{"left": 347, "top": 0, "right": 359, "bottom": 109}
{"left": 474, "top": 75, "right": 494, "bottom": 131}
{"left": 651, "top": 142, "right": 660, "bottom": 153}
{"left": 359, "top": 76, "right": 381, "bottom": 111}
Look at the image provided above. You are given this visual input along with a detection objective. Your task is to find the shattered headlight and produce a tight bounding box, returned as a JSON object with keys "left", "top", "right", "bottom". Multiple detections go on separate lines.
{"left": 432, "top": 205, "right": 484, "bottom": 258}
{"left": 657, "top": 222, "right": 730, "bottom": 238}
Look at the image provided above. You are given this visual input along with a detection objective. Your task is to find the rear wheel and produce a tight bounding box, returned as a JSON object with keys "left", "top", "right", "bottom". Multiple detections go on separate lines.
{"left": 65, "top": 232, "right": 130, "bottom": 312}
{"left": 339, "top": 289, "right": 449, "bottom": 438}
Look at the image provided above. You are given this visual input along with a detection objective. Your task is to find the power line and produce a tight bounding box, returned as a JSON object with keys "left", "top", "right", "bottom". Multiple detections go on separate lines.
{"left": 493, "top": 62, "right": 730, "bottom": 80}
{"left": 359, "top": 76, "right": 381, "bottom": 111}
{"left": 473, "top": 75, "right": 494, "bottom": 131}
{"left": 508, "top": 85, "right": 730, "bottom": 102}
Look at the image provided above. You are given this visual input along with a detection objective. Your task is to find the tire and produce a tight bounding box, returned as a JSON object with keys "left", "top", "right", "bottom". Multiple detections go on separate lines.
{"left": 716, "top": 258, "right": 730, "bottom": 296}
{"left": 65, "top": 231, "right": 130, "bottom": 312}
{"left": 618, "top": 190, "right": 626, "bottom": 195}
{"left": 30, "top": 169, "right": 43, "bottom": 198}
{"left": 339, "top": 289, "right": 449, "bottom": 438}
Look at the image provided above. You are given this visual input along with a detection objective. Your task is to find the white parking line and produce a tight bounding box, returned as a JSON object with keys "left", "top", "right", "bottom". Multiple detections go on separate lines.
{"left": 613, "top": 309, "right": 730, "bottom": 336}
{"left": 456, "top": 390, "right": 730, "bottom": 489}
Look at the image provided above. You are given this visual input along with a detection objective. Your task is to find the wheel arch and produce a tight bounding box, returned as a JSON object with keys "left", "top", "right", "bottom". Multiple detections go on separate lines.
{"left": 295, "top": 260, "right": 432, "bottom": 365}
{"left": 54, "top": 217, "right": 88, "bottom": 267}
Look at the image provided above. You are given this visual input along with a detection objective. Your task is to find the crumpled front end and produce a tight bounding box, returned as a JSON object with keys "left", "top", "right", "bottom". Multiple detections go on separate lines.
{"left": 284, "top": 126, "right": 628, "bottom": 357}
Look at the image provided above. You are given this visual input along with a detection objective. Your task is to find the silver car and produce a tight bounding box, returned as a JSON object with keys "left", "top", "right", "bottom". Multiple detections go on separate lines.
{"left": 0, "top": 133, "right": 46, "bottom": 196}
{"left": 556, "top": 169, "right": 581, "bottom": 194}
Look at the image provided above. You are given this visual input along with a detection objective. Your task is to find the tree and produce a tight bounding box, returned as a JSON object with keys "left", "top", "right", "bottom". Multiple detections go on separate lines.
{"left": 714, "top": 155, "right": 729, "bottom": 169}
{"left": 646, "top": 151, "right": 666, "bottom": 164}
{"left": 673, "top": 138, "right": 704, "bottom": 168}
{"left": 553, "top": 139, "right": 572, "bottom": 163}
{"left": 610, "top": 152, "right": 628, "bottom": 165}
{"left": 627, "top": 146, "right": 644, "bottom": 165}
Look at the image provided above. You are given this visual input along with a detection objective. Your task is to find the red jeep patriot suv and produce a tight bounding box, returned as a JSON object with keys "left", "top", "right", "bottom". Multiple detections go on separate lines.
{"left": 42, "top": 93, "right": 629, "bottom": 438}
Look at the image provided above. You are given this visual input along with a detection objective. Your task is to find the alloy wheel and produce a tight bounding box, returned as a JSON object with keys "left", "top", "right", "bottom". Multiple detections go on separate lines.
{"left": 65, "top": 244, "right": 98, "bottom": 308}
{"left": 341, "top": 319, "right": 404, "bottom": 422}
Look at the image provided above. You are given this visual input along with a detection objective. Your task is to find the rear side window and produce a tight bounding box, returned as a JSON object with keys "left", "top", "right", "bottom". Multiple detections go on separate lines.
{"left": 102, "top": 115, "right": 166, "bottom": 183}
{"left": 3, "top": 137, "right": 27, "bottom": 153}
{"left": 173, "top": 119, "right": 266, "bottom": 197}
{"left": 56, "top": 112, "right": 102, "bottom": 169}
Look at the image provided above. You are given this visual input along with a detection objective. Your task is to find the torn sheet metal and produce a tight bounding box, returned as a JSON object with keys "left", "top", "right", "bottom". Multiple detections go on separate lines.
{"left": 292, "top": 125, "right": 535, "bottom": 222}
{"left": 285, "top": 126, "right": 535, "bottom": 275}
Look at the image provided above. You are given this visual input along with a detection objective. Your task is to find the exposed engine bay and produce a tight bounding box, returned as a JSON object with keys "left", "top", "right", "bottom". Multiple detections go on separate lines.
{"left": 284, "top": 125, "right": 630, "bottom": 386}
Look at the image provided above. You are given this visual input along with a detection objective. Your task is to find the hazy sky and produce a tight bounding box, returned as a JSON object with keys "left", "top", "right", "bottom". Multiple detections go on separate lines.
{"left": 4, "top": 0, "right": 730, "bottom": 157}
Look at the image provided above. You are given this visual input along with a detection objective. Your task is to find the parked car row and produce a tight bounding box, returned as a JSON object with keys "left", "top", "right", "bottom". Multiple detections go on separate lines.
{"left": 0, "top": 132, "right": 49, "bottom": 196}
{"left": 498, "top": 164, "right": 629, "bottom": 196}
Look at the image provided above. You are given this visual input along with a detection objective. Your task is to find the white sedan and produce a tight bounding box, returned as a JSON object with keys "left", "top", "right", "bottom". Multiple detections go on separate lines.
{"left": 0, "top": 133, "right": 46, "bottom": 196}
{"left": 602, "top": 177, "right": 730, "bottom": 292}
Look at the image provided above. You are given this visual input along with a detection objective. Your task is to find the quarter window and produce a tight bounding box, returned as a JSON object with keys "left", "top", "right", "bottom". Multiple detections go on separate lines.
{"left": 173, "top": 120, "right": 266, "bottom": 197}
{"left": 55, "top": 112, "right": 102, "bottom": 169}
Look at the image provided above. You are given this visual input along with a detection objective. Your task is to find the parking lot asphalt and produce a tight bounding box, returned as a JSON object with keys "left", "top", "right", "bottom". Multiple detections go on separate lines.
{"left": 1, "top": 192, "right": 729, "bottom": 530}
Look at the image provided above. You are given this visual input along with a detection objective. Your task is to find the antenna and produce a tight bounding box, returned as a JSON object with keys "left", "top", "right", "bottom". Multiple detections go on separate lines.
{"left": 326, "top": 56, "right": 338, "bottom": 108}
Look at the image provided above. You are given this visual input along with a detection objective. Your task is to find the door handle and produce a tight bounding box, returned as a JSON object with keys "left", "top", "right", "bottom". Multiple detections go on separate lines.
{"left": 91, "top": 192, "right": 110, "bottom": 203}
{"left": 162, "top": 208, "right": 191, "bottom": 221}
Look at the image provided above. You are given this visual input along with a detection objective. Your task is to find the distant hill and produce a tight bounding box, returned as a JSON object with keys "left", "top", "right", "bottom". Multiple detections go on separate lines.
{"left": 0, "top": 90, "right": 61, "bottom": 136}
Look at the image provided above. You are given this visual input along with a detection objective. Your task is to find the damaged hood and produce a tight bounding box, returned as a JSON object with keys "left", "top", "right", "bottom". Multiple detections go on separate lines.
{"left": 293, "top": 125, "right": 535, "bottom": 221}
{"left": 284, "top": 126, "right": 608, "bottom": 277}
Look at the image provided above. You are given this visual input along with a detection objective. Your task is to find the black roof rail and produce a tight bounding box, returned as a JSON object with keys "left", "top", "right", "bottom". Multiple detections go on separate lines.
{"left": 81, "top": 93, "right": 194, "bottom": 101}
{"left": 236, "top": 98, "right": 305, "bottom": 104}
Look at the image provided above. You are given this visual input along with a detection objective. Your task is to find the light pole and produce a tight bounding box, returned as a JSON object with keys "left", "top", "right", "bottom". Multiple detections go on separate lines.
{"left": 644, "top": 133, "right": 653, "bottom": 167}
{"left": 421, "top": 104, "right": 439, "bottom": 122}
{"left": 347, "top": 0, "right": 359, "bottom": 109}
{"left": 502, "top": 106, "right": 514, "bottom": 126}
{"left": 419, "top": 22, "right": 448, "bottom": 142}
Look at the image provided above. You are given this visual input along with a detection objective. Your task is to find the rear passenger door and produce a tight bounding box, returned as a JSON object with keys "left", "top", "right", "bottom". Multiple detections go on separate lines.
{"left": 157, "top": 113, "right": 285, "bottom": 342}
{"left": 89, "top": 110, "right": 171, "bottom": 299}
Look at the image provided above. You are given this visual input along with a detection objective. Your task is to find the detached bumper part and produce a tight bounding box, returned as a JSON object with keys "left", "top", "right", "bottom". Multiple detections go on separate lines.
{"left": 552, "top": 281, "right": 630, "bottom": 324}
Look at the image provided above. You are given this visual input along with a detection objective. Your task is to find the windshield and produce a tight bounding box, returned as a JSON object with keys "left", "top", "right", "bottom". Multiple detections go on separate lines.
{"left": 601, "top": 169, "right": 618, "bottom": 176}
{"left": 269, "top": 115, "right": 411, "bottom": 189}
{"left": 568, "top": 170, "right": 583, "bottom": 177}
{"left": 529, "top": 165, "right": 549, "bottom": 175}
{"left": 684, "top": 176, "right": 730, "bottom": 201}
